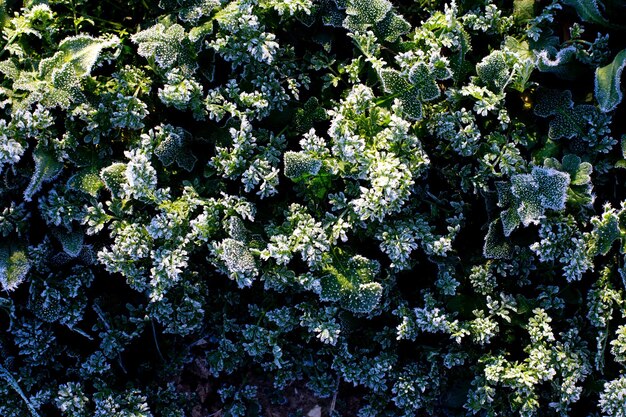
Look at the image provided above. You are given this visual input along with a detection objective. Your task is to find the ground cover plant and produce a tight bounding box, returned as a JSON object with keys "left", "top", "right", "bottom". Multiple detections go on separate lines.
{"left": 2, "top": 0, "right": 626, "bottom": 415}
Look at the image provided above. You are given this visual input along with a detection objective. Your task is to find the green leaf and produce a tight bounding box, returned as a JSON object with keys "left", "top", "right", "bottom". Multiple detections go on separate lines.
{"left": 589, "top": 212, "right": 621, "bottom": 256}
{"left": 23, "top": 148, "right": 63, "bottom": 202}
{"left": 67, "top": 168, "right": 104, "bottom": 197}
{"left": 374, "top": 12, "right": 410, "bottom": 42}
{"left": 320, "top": 250, "right": 382, "bottom": 314}
{"left": 53, "top": 229, "right": 84, "bottom": 258}
{"left": 0, "top": 245, "right": 31, "bottom": 292}
{"left": 283, "top": 151, "right": 321, "bottom": 180}
{"left": 563, "top": 0, "right": 611, "bottom": 27}
{"left": 476, "top": 51, "right": 509, "bottom": 91}
{"left": 100, "top": 163, "right": 127, "bottom": 197}
{"left": 57, "top": 34, "right": 120, "bottom": 77}
{"left": 484, "top": 220, "right": 513, "bottom": 259}
{"left": 595, "top": 48, "right": 626, "bottom": 113}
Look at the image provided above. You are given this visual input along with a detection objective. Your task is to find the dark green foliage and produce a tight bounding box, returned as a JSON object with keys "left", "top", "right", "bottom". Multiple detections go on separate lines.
{"left": 3, "top": 0, "right": 626, "bottom": 416}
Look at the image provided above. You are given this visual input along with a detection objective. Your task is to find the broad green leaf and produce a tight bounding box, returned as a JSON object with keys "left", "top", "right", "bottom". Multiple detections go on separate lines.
{"left": 57, "top": 34, "right": 120, "bottom": 77}
{"left": 0, "top": 245, "right": 31, "bottom": 292}
{"left": 320, "top": 250, "right": 382, "bottom": 314}
{"left": 67, "top": 168, "right": 104, "bottom": 197}
{"left": 23, "top": 148, "right": 63, "bottom": 202}
{"left": 595, "top": 48, "right": 626, "bottom": 113}
{"left": 563, "top": 0, "right": 611, "bottom": 27}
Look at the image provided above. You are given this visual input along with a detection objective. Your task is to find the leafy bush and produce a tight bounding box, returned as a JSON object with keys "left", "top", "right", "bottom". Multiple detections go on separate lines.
{"left": 2, "top": 0, "right": 626, "bottom": 416}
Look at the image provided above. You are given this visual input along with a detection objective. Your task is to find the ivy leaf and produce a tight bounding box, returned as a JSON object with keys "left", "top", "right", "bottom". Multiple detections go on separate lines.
{"left": 283, "top": 151, "right": 321, "bottom": 180}
{"left": 23, "top": 148, "right": 63, "bottom": 202}
{"left": 0, "top": 245, "right": 31, "bottom": 292}
{"left": 374, "top": 11, "right": 411, "bottom": 42}
{"left": 408, "top": 63, "right": 440, "bottom": 101}
{"left": 154, "top": 126, "right": 197, "bottom": 172}
{"left": 534, "top": 88, "right": 597, "bottom": 139}
{"left": 344, "top": 0, "right": 392, "bottom": 31}
{"left": 595, "top": 48, "right": 626, "bottom": 113}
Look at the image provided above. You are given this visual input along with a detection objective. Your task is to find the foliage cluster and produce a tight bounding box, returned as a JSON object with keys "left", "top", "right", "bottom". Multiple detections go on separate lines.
{"left": 2, "top": 0, "right": 626, "bottom": 416}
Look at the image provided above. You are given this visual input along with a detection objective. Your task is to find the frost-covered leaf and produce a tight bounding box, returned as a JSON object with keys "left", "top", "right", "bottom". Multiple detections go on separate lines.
{"left": 534, "top": 88, "right": 597, "bottom": 139}
{"left": 408, "top": 63, "right": 440, "bottom": 101}
{"left": 595, "top": 48, "right": 626, "bottom": 113}
{"left": 0, "top": 245, "right": 31, "bottom": 292}
{"left": 53, "top": 229, "right": 84, "bottom": 258}
{"left": 100, "top": 163, "right": 128, "bottom": 197}
{"left": 56, "top": 34, "right": 120, "bottom": 77}
{"left": 344, "top": 0, "right": 391, "bottom": 31}
{"left": 320, "top": 250, "right": 382, "bottom": 314}
{"left": 67, "top": 168, "right": 104, "bottom": 197}
{"left": 380, "top": 67, "right": 439, "bottom": 119}
{"left": 500, "top": 207, "right": 521, "bottom": 237}
{"left": 374, "top": 11, "right": 410, "bottom": 42}
{"left": 153, "top": 126, "right": 197, "bottom": 172}
{"left": 476, "top": 51, "right": 509, "bottom": 91}
{"left": 563, "top": 0, "right": 611, "bottom": 27}
{"left": 589, "top": 210, "right": 622, "bottom": 256}
{"left": 533, "top": 166, "right": 570, "bottom": 210}
{"left": 132, "top": 23, "right": 196, "bottom": 72}
{"left": 23, "top": 148, "right": 63, "bottom": 202}
{"left": 484, "top": 220, "right": 513, "bottom": 259}
{"left": 284, "top": 151, "right": 321, "bottom": 180}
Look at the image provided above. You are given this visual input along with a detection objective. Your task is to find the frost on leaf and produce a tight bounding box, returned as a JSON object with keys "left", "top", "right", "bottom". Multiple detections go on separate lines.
{"left": 497, "top": 167, "right": 570, "bottom": 235}
{"left": 588, "top": 205, "right": 624, "bottom": 256}
{"left": 153, "top": 125, "right": 197, "bottom": 172}
{"left": 476, "top": 51, "right": 510, "bottom": 91}
{"left": 344, "top": 0, "right": 409, "bottom": 42}
{"left": 132, "top": 23, "right": 196, "bottom": 73}
{"left": 100, "top": 163, "right": 128, "bottom": 198}
{"left": 595, "top": 48, "right": 626, "bottom": 113}
{"left": 52, "top": 228, "right": 84, "bottom": 258}
{"left": 0, "top": 245, "right": 31, "bottom": 292}
{"left": 320, "top": 250, "right": 382, "bottom": 314}
{"left": 544, "top": 154, "right": 594, "bottom": 207}
{"left": 23, "top": 148, "right": 63, "bottom": 202}
{"left": 35, "top": 34, "right": 119, "bottom": 108}
{"left": 216, "top": 238, "right": 258, "bottom": 288}
{"left": 483, "top": 220, "right": 513, "bottom": 259}
{"left": 67, "top": 168, "right": 104, "bottom": 197}
{"left": 380, "top": 68, "right": 440, "bottom": 120}
{"left": 533, "top": 88, "right": 598, "bottom": 140}
{"left": 283, "top": 151, "right": 321, "bottom": 180}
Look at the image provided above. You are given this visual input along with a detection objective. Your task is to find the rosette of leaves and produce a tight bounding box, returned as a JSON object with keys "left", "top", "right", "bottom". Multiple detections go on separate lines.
{"left": 319, "top": 249, "right": 382, "bottom": 314}
{"left": 496, "top": 166, "right": 571, "bottom": 237}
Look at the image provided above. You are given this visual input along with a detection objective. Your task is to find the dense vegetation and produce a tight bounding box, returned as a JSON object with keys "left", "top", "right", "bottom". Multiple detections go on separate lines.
{"left": 2, "top": 0, "right": 626, "bottom": 415}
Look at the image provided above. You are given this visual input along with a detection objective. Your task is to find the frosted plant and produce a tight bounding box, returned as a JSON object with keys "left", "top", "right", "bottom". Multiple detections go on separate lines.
{"left": 214, "top": 238, "right": 258, "bottom": 288}
{"left": 600, "top": 376, "right": 626, "bottom": 417}
{"left": 122, "top": 149, "right": 157, "bottom": 201}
